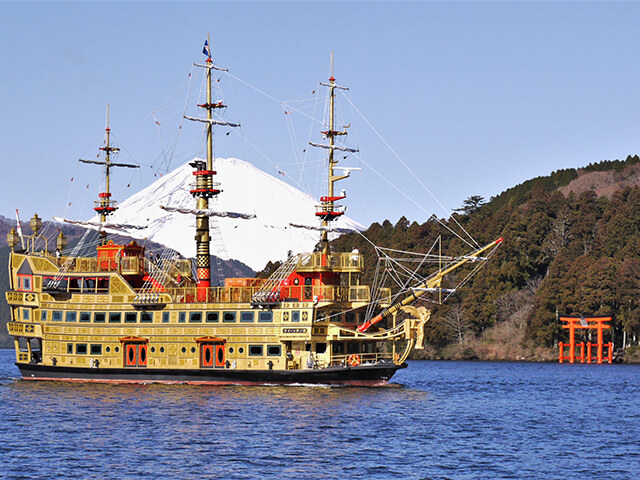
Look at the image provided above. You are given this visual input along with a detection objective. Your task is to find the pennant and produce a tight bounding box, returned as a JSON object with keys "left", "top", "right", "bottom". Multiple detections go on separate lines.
{"left": 202, "top": 40, "right": 212, "bottom": 60}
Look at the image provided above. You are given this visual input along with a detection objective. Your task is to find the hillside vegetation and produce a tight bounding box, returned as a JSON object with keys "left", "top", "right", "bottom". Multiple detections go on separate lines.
{"left": 331, "top": 155, "right": 640, "bottom": 361}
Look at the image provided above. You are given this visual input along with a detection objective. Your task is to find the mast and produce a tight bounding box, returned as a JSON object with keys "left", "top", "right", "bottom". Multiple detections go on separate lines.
{"left": 309, "top": 53, "right": 358, "bottom": 256}
{"left": 79, "top": 105, "right": 139, "bottom": 245}
{"left": 186, "top": 37, "right": 239, "bottom": 301}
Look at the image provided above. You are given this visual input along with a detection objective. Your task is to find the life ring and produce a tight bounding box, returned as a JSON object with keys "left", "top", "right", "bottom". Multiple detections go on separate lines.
{"left": 348, "top": 354, "right": 361, "bottom": 367}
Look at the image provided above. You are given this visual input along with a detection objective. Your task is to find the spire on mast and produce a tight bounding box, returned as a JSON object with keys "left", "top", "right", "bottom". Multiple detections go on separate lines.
{"left": 309, "top": 55, "right": 357, "bottom": 254}
{"left": 79, "top": 105, "right": 139, "bottom": 244}
{"left": 186, "top": 37, "right": 240, "bottom": 299}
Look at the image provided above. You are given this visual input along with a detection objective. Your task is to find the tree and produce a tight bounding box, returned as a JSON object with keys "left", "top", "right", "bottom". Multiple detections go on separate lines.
{"left": 454, "top": 195, "right": 486, "bottom": 215}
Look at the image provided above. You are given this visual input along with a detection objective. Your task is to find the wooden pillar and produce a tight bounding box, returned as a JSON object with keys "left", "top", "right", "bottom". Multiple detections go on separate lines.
{"left": 597, "top": 320, "right": 604, "bottom": 364}
{"left": 569, "top": 320, "right": 576, "bottom": 364}
{"left": 559, "top": 342, "right": 564, "bottom": 363}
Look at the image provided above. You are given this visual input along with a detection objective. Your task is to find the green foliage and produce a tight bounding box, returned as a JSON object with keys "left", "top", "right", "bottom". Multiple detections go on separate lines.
{"left": 333, "top": 155, "right": 640, "bottom": 350}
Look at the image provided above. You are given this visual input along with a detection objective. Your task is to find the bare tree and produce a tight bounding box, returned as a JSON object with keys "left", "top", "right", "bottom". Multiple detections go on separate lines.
{"left": 441, "top": 303, "right": 471, "bottom": 345}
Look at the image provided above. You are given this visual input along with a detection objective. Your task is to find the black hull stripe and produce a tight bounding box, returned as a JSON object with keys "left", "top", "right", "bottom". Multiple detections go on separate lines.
{"left": 17, "top": 363, "right": 407, "bottom": 386}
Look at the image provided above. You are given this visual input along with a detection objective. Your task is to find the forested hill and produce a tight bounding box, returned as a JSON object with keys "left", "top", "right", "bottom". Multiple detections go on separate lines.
{"left": 331, "top": 154, "right": 640, "bottom": 360}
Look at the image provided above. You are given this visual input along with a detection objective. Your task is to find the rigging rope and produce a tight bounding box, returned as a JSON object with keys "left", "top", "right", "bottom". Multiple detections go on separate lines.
{"left": 339, "top": 91, "right": 481, "bottom": 249}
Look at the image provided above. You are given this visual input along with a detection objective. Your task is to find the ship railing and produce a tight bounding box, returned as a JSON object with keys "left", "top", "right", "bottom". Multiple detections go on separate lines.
{"left": 163, "top": 285, "right": 371, "bottom": 304}
{"left": 328, "top": 352, "right": 395, "bottom": 367}
{"left": 166, "top": 286, "right": 264, "bottom": 304}
{"left": 295, "top": 251, "right": 363, "bottom": 272}
{"left": 51, "top": 255, "right": 145, "bottom": 275}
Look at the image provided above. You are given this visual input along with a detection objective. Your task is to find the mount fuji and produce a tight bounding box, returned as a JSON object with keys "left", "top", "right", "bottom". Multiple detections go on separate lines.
{"left": 94, "top": 158, "right": 364, "bottom": 271}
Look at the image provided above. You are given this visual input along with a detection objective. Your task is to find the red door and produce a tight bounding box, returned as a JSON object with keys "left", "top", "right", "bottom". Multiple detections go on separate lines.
{"left": 125, "top": 344, "right": 137, "bottom": 366}
{"left": 124, "top": 343, "right": 147, "bottom": 367}
{"left": 215, "top": 344, "right": 225, "bottom": 367}
{"left": 201, "top": 344, "right": 214, "bottom": 367}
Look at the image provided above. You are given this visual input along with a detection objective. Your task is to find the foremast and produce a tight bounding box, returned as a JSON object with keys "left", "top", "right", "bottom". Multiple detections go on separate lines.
{"left": 185, "top": 38, "right": 239, "bottom": 300}
{"left": 310, "top": 54, "right": 358, "bottom": 256}
{"left": 79, "top": 105, "right": 139, "bottom": 244}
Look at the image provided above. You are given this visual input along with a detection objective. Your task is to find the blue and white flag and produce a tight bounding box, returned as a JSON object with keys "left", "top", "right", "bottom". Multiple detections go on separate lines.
{"left": 202, "top": 40, "right": 212, "bottom": 60}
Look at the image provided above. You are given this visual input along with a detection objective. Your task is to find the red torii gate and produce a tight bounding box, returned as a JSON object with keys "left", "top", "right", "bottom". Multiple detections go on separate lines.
{"left": 558, "top": 316, "right": 613, "bottom": 364}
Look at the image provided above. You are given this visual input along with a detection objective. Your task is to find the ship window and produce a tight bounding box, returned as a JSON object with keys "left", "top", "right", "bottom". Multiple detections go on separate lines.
{"left": 333, "top": 343, "right": 344, "bottom": 354}
{"left": 150, "top": 347, "right": 156, "bottom": 353}
{"left": 191, "top": 347, "right": 196, "bottom": 353}
{"left": 291, "top": 311, "right": 300, "bottom": 322}
{"left": 162, "top": 312, "right": 170, "bottom": 323}
{"left": 19, "top": 276, "right": 32, "bottom": 291}
{"left": 240, "top": 311, "right": 254, "bottom": 323}
{"left": 109, "top": 312, "right": 122, "bottom": 323}
{"left": 249, "top": 345, "right": 263, "bottom": 356}
{"left": 106, "top": 346, "right": 111, "bottom": 353}
{"left": 179, "top": 312, "right": 186, "bottom": 323}
{"left": 22, "top": 308, "right": 30, "bottom": 321}
{"left": 228, "top": 347, "right": 234, "bottom": 354}
{"left": 97, "top": 278, "right": 109, "bottom": 293}
{"left": 160, "top": 347, "right": 165, "bottom": 353}
{"left": 189, "top": 312, "right": 202, "bottom": 323}
{"left": 124, "top": 312, "right": 137, "bottom": 323}
{"left": 267, "top": 345, "right": 281, "bottom": 356}
{"left": 65, "top": 311, "right": 77, "bottom": 323}
{"left": 140, "top": 311, "right": 153, "bottom": 323}
{"left": 206, "top": 312, "right": 219, "bottom": 323}
{"left": 181, "top": 347, "right": 187, "bottom": 353}
{"left": 69, "top": 278, "right": 82, "bottom": 292}
{"left": 316, "top": 343, "right": 327, "bottom": 354}
{"left": 90, "top": 344, "right": 102, "bottom": 355}
{"left": 84, "top": 278, "right": 96, "bottom": 292}
{"left": 223, "top": 311, "right": 236, "bottom": 323}
{"left": 347, "top": 343, "right": 359, "bottom": 354}
{"left": 76, "top": 344, "right": 87, "bottom": 355}
{"left": 94, "top": 312, "right": 106, "bottom": 323}
{"left": 67, "top": 343, "right": 73, "bottom": 354}
{"left": 115, "top": 346, "right": 120, "bottom": 353}
{"left": 41, "top": 310, "right": 48, "bottom": 322}
{"left": 238, "top": 347, "right": 245, "bottom": 354}
{"left": 18, "top": 337, "right": 28, "bottom": 352}
{"left": 258, "top": 312, "right": 273, "bottom": 323}
{"left": 80, "top": 312, "right": 91, "bottom": 323}
{"left": 52, "top": 310, "right": 64, "bottom": 322}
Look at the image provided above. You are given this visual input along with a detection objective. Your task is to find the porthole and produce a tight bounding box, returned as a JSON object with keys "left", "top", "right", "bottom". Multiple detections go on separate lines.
{"left": 191, "top": 347, "right": 196, "bottom": 353}
{"left": 115, "top": 346, "right": 120, "bottom": 353}
{"left": 151, "top": 347, "right": 156, "bottom": 353}
{"left": 228, "top": 347, "right": 234, "bottom": 354}
{"left": 160, "top": 347, "right": 165, "bottom": 353}
{"left": 239, "top": 347, "right": 245, "bottom": 354}
{"left": 181, "top": 347, "right": 187, "bottom": 353}
{"left": 106, "top": 346, "right": 111, "bottom": 353}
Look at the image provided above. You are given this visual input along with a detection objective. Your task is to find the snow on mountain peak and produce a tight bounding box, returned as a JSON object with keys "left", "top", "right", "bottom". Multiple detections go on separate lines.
{"left": 97, "top": 158, "right": 364, "bottom": 271}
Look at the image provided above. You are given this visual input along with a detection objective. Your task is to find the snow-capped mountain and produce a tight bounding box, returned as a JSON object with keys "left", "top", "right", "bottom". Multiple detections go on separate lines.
{"left": 95, "top": 158, "right": 363, "bottom": 271}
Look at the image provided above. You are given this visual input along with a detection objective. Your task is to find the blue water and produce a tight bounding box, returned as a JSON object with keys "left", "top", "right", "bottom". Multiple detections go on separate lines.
{"left": 0, "top": 349, "right": 638, "bottom": 480}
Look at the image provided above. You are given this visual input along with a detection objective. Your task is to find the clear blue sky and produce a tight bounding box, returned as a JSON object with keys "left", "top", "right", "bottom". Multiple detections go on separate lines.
{"left": 2, "top": 2, "right": 640, "bottom": 233}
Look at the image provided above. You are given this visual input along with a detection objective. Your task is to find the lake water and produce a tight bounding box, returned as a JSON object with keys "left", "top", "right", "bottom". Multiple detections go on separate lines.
{"left": 0, "top": 348, "right": 638, "bottom": 480}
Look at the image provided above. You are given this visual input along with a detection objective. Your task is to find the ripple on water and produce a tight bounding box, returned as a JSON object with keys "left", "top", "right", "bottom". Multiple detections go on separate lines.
{"left": 1, "top": 355, "right": 640, "bottom": 479}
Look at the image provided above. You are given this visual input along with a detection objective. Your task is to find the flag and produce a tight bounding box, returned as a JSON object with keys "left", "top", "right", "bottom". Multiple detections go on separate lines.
{"left": 203, "top": 40, "right": 212, "bottom": 60}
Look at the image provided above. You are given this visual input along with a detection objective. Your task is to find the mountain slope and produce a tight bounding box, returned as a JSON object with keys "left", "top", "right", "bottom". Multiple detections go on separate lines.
{"left": 331, "top": 154, "right": 640, "bottom": 360}
{"left": 100, "top": 157, "right": 363, "bottom": 271}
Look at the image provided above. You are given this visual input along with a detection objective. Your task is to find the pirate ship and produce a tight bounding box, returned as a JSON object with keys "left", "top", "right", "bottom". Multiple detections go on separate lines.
{"left": 5, "top": 42, "right": 502, "bottom": 385}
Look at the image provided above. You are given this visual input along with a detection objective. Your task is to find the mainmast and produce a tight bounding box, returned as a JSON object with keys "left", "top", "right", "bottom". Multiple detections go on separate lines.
{"left": 79, "top": 105, "right": 139, "bottom": 245}
{"left": 185, "top": 38, "right": 240, "bottom": 300}
{"left": 309, "top": 53, "right": 358, "bottom": 255}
